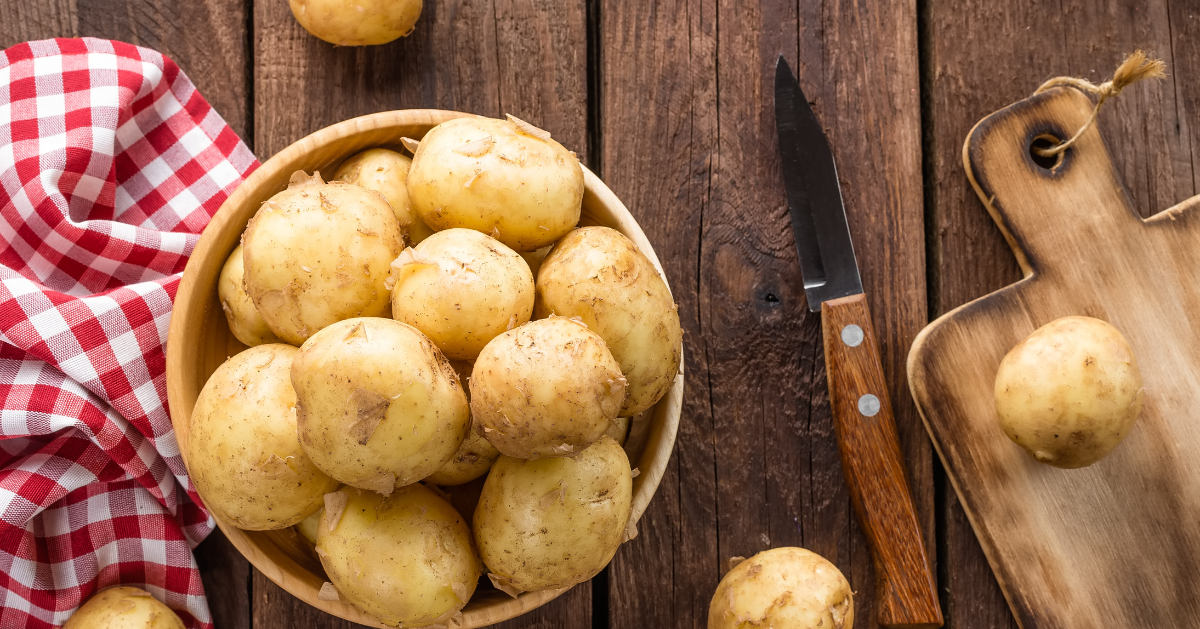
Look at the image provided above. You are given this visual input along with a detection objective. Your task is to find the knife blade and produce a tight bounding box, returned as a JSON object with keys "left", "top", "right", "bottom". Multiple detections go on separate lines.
{"left": 774, "top": 55, "right": 943, "bottom": 629}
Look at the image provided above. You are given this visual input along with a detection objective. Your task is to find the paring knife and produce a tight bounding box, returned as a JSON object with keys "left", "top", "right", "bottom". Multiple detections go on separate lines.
{"left": 774, "top": 56, "right": 943, "bottom": 629}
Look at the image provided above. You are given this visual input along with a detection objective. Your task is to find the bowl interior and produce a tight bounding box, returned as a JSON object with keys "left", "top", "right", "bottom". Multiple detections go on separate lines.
{"left": 165, "top": 109, "right": 683, "bottom": 628}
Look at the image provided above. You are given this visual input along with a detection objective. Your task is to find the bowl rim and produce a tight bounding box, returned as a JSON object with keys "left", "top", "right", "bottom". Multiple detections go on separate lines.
{"left": 165, "top": 108, "right": 683, "bottom": 628}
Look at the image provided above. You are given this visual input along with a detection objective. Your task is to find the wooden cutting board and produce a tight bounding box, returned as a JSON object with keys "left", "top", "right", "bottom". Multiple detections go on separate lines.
{"left": 908, "top": 86, "right": 1200, "bottom": 628}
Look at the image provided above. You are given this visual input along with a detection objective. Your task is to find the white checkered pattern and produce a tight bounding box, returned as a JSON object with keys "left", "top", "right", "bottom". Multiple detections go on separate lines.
{"left": 0, "top": 38, "right": 257, "bottom": 628}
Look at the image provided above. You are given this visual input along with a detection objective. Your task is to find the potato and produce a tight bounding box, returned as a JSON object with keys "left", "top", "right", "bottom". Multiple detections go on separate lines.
{"left": 292, "top": 318, "right": 470, "bottom": 494}
{"left": 334, "top": 148, "right": 434, "bottom": 244}
{"left": 64, "top": 587, "right": 184, "bottom": 629}
{"left": 407, "top": 116, "right": 584, "bottom": 251}
{"left": 188, "top": 344, "right": 338, "bottom": 530}
{"left": 296, "top": 507, "right": 323, "bottom": 545}
{"left": 389, "top": 228, "right": 534, "bottom": 360}
{"left": 471, "top": 318, "right": 625, "bottom": 459}
{"left": 520, "top": 245, "right": 553, "bottom": 277}
{"left": 994, "top": 316, "right": 1144, "bottom": 468}
{"left": 605, "top": 416, "right": 631, "bottom": 446}
{"left": 536, "top": 227, "right": 682, "bottom": 415}
{"left": 474, "top": 436, "right": 632, "bottom": 592}
{"left": 708, "top": 547, "right": 853, "bottom": 629}
{"left": 218, "top": 244, "right": 281, "bottom": 347}
{"left": 243, "top": 171, "right": 403, "bottom": 346}
{"left": 316, "top": 485, "right": 480, "bottom": 626}
{"left": 288, "top": 0, "right": 422, "bottom": 46}
{"left": 425, "top": 422, "right": 500, "bottom": 486}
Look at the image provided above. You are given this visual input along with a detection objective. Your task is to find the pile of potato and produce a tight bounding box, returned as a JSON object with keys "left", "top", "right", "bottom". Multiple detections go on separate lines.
{"left": 189, "top": 115, "right": 682, "bottom": 626}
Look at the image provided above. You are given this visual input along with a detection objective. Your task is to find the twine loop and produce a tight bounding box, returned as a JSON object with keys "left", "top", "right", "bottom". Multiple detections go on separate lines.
{"left": 1032, "top": 50, "right": 1166, "bottom": 157}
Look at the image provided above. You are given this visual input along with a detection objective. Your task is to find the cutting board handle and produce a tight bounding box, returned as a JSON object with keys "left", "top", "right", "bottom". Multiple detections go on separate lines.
{"left": 823, "top": 294, "right": 943, "bottom": 628}
{"left": 962, "top": 86, "right": 1161, "bottom": 278}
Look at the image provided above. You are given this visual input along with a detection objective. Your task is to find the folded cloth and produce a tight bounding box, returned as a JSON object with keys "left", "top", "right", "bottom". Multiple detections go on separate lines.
{"left": 0, "top": 38, "right": 257, "bottom": 628}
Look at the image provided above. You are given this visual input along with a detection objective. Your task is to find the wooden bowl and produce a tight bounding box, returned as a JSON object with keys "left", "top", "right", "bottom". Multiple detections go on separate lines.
{"left": 165, "top": 109, "right": 683, "bottom": 628}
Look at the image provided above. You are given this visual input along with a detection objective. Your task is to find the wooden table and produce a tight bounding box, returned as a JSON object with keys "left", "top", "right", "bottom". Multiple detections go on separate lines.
{"left": 2, "top": 1, "right": 1193, "bottom": 628}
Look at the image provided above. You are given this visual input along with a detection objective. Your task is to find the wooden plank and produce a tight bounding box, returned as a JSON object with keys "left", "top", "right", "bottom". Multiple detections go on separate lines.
{"left": 0, "top": 2, "right": 255, "bottom": 627}
{"left": 921, "top": 2, "right": 1192, "bottom": 626}
{"left": 599, "top": 1, "right": 930, "bottom": 628}
{"left": 251, "top": 2, "right": 590, "bottom": 627}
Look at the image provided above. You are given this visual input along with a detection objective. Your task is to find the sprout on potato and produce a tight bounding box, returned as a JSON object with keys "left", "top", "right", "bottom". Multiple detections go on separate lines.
{"left": 471, "top": 317, "right": 625, "bottom": 459}
{"left": 288, "top": 0, "right": 422, "bottom": 46}
{"left": 187, "top": 344, "right": 339, "bottom": 530}
{"left": 407, "top": 116, "right": 584, "bottom": 251}
{"left": 994, "top": 315, "right": 1144, "bottom": 468}
{"left": 316, "top": 485, "right": 480, "bottom": 627}
{"left": 536, "top": 226, "right": 682, "bottom": 416}
{"left": 64, "top": 586, "right": 185, "bottom": 629}
{"left": 218, "top": 244, "right": 281, "bottom": 347}
{"left": 389, "top": 228, "right": 534, "bottom": 360}
{"left": 474, "top": 436, "right": 633, "bottom": 592}
{"left": 334, "top": 148, "right": 434, "bottom": 244}
{"left": 292, "top": 318, "right": 469, "bottom": 494}
{"left": 708, "top": 547, "right": 854, "bottom": 629}
{"left": 242, "top": 171, "right": 403, "bottom": 346}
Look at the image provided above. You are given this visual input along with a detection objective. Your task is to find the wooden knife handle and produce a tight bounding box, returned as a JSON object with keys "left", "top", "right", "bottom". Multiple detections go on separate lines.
{"left": 821, "top": 293, "right": 943, "bottom": 629}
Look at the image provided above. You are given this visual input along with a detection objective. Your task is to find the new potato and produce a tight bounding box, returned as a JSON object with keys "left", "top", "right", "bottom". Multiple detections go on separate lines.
{"left": 64, "top": 587, "right": 185, "bottom": 629}
{"left": 471, "top": 317, "right": 625, "bottom": 459}
{"left": 536, "top": 226, "right": 682, "bottom": 416}
{"left": 708, "top": 547, "right": 854, "bottom": 629}
{"left": 187, "top": 344, "right": 338, "bottom": 530}
{"left": 334, "top": 148, "right": 434, "bottom": 244}
{"left": 288, "top": 0, "right": 422, "bottom": 46}
{"left": 218, "top": 244, "right": 281, "bottom": 347}
{"left": 389, "top": 228, "right": 534, "bottom": 360}
{"left": 292, "top": 318, "right": 470, "bottom": 494}
{"left": 316, "top": 485, "right": 480, "bottom": 627}
{"left": 243, "top": 171, "right": 403, "bottom": 346}
{"left": 994, "top": 316, "right": 1144, "bottom": 468}
{"left": 474, "top": 436, "right": 633, "bottom": 592}
{"left": 407, "top": 116, "right": 584, "bottom": 251}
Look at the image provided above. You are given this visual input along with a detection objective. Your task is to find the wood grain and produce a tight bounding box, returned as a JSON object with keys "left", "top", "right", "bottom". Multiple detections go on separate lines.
{"left": 910, "top": 86, "right": 1200, "bottom": 629}
{"left": 920, "top": 2, "right": 1197, "bottom": 626}
{"left": 599, "top": 1, "right": 931, "bottom": 628}
{"left": 822, "top": 293, "right": 940, "bottom": 628}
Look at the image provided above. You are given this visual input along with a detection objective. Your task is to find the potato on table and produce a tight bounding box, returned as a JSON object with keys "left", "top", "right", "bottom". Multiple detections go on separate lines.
{"left": 64, "top": 586, "right": 185, "bottom": 629}
{"left": 187, "top": 344, "right": 338, "bottom": 530}
{"left": 218, "top": 243, "right": 280, "bottom": 347}
{"left": 288, "top": 0, "right": 422, "bottom": 46}
{"left": 334, "top": 148, "right": 433, "bottom": 244}
{"left": 536, "top": 226, "right": 682, "bottom": 416}
{"left": 389, "top": 228, "right": 534, "bottom": 360}
{"left": 994, "top": 315, "right": 1143, "bottom": 468}
{"left": 474, "top": 436, "right": 633, "bottom": 592}
{"left": 316, "top": 485, "right": 480, "bottom": 627}
{"left": 242, "top": 171, "right": 403, "bottom": 346}
{"left": 471, "top": 317, "right": 625, "bottom": 459}
{"left": 292, "top": 317, "right": 470, "bottom": 494}
{"left": 407, "top": 116, "right": 584, "bottom": 251}
{"left": 708, "top": 547, "right": 853, "bottom": 629}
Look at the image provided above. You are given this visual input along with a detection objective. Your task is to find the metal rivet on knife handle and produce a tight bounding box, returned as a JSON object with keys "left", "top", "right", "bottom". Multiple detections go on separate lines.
{"left": 841, "top": 324, "right": 864, "bottom": 347}
{"left": 858, "top": 393, "right": 881, "bottom": 417}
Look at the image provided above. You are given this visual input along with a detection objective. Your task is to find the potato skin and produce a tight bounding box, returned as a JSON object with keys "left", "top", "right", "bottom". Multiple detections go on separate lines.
{"left": 407, "top": 117, "right": 584, "bottom": 251}
{"left": 218, "top": 244, "right": 281, "bottom": 347}
{"left": 292, "top": 318, "right": 470, "bottom": 494}
{"left": 317, "top": 485, "right": 480, "bottom": 627}
{"left": 474, "top": 436, "right": 632, "bottom": 591}
{"left": 708, "top": 547, "right": 854, "bottom": 629}
{"left": 243, "top": 172, "right": 403, "bottom": 346}
{"left": 64, "top": 587, "right": 185, "bottom": 629}
{"left": 334, "top": 148, "right": 434, "bottom": 244}
{"left": 188, "top": 344, "right": 338, "bottom": 530}
{"left": 425, "top": 422, "right": 500, "bottom": 486}
{"left": 288, "top": 0, "right": 422, "bottom": 46}
{"left": 536, "top": 227, "right": 682, "bottom": 415}
{"left": 390, "top": 228, "right": 534, "bottom": 360}
{"left": 471, "top": 318, "right": 625, "bottom": 459}
{"left": 994, "top": 316, "right": 1143, "bottom": 469}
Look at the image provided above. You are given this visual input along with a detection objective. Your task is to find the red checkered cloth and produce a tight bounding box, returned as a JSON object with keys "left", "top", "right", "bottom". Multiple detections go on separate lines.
{"left": 0, "top": 38, "right": 257, "bottom": 628}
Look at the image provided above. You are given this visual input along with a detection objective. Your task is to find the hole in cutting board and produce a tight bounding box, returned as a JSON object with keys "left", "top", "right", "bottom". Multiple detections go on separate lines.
{"left": 1029, "top": 134, "right": 1066, "bottom": 171}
